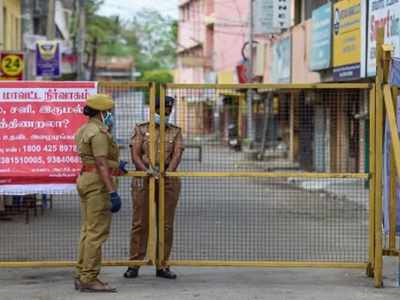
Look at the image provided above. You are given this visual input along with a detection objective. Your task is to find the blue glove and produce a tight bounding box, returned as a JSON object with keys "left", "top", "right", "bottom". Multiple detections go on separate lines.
{"left": 109, "top": 191, "right": 121, "bottom": 213}
{"left": 119, "top": 160, "right": 129, "bottom": 174}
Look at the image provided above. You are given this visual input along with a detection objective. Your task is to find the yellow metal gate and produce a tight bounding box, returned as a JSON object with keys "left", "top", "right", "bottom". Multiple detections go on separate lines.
{"left": 0, "top": 80, "right": 383, "bottom": 286}
{"left": 158, "top": 83, "right": 373, "bottom": 273}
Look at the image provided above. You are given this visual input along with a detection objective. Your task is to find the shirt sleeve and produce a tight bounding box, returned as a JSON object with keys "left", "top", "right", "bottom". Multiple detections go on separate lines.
{"left": 91, "top": 132, "right": 109, "bottom": 157}
{"left": 130, "top": 125, "right": 143, "bottom": 148}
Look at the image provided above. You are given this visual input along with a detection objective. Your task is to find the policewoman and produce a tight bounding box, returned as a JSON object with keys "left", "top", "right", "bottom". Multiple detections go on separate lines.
{"left": 74, "top": 94, "right": 127, "bottom": 293}
{"left": 124, "top": 96, "right": 184, "bottom": 280}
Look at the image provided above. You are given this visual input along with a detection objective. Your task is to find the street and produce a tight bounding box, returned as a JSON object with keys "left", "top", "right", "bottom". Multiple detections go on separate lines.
{"left": 0, "top": 144, "right": 368, "bottom": 263}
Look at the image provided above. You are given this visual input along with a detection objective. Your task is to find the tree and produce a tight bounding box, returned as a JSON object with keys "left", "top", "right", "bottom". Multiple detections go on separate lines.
{"left": 142, "top": 70, "right": 174, "bottom": 84}
{"left": 84, "top": 5, "right": 177, "bottom": 79}
{"left": 128, "top": 9, "right": 177, "bottom": 76}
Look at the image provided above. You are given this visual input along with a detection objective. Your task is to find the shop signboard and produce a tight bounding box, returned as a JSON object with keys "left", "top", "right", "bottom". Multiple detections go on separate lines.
{"left": 36, "top": 40, "right": 61, "bottom": 77}
{"left": 270, "top": 36, "right": 291, "bottom": 83}
{"left": 310, "top": 2, "right": 332, "bottom": 71}
{"left": 0, "top": 52, "right": 24, "bottom": 80}
{"left": 333, "top": 0, "right": 361, "bottom": 80}
{"left": 367, "top": 0, "right": 400, "bottom": 77}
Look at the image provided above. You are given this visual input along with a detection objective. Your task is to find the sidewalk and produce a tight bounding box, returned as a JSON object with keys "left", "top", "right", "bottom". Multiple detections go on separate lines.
{"left": 1, "top": 258, "right": 400, "bottom": 300}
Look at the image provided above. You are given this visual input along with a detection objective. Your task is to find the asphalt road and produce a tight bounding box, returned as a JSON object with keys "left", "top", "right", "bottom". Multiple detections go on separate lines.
{"left": 0, "top": 144, "right": 368, "bottom": 264}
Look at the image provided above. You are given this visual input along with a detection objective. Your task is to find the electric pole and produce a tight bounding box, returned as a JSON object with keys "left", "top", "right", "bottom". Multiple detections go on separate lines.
{"left": 21, "top": 0, "right": 34, "bottom": 79}
{"left": 90, "top": 37, "right": 98, "bottom": 81}
{"left": 246, "top": 0, "right": 255, "bottom": 146}
{"left": 77, "top": 0, "right": 86, "bottom": 80}
{"left": 46, "top": 0, "right": 56, "bottom": 40}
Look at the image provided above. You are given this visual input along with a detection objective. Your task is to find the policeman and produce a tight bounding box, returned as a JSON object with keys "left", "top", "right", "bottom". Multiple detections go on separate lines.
{"left": 74, "top": 94, "right": 127, "bottom": 293}
{"left": 124, "top": 96, "right": 184, "bottom": 279}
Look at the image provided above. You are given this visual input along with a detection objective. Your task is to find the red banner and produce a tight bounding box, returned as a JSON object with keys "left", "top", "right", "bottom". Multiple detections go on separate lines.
{"left": 0, "top": 81, "right": 97, "bottom": 184}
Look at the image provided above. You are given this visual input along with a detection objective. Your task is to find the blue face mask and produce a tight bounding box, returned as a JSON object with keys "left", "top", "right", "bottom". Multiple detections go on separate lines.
{"left": 102, "top": 111, "right": 114, "bottom": 128}
{"left": 155, "top": 114, "right": 169, "bottom": 125}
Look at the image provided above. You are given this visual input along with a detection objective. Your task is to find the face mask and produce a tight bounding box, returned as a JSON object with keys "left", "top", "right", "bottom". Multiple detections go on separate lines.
{"left": 154, "top": 114, "right": 169, "bottom": 125}
{"left": 101, "top": 111, "right": 114, "bottom": 128}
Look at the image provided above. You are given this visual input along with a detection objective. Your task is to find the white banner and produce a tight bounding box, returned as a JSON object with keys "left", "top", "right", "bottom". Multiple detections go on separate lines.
{"left": 367, "top": 0, "right": 400, "bottom": 77}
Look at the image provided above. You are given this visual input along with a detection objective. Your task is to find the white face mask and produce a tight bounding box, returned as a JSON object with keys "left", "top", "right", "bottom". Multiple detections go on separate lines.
{"left": 155, "top": 114, "right": 170, "bottom": 125}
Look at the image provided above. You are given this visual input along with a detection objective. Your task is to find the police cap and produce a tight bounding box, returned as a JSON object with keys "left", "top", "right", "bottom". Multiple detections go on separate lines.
{"left": 86, "top": 94, "right": 114, "bottom": 111}
{"left": 155, "top": 96, "right": 175, "bottom": 109}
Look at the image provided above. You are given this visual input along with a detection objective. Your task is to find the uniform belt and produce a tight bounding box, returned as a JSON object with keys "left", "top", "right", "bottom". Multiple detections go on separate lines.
{"left": 81, "top": 164, "right": 123, "bottom": 176}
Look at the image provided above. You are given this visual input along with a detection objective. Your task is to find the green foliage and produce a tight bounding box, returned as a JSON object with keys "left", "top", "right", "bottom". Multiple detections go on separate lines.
{"left": 142, "top": 70, "right": 174, "bottom": 84}
{"left": 84, "top": 3, "right": 177, "bottom": 78}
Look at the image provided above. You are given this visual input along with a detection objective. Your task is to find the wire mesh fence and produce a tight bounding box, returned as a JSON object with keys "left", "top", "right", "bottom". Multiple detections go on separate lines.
{"left": 164, "top": 84, "right": 371, "bottom": 265}
{"left": 0, "top": 83, "right": 372, "bottom": 267}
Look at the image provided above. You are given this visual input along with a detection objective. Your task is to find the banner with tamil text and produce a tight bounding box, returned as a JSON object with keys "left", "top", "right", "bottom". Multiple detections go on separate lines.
{"left": 0, "top": 81, "right": 97, "bottom": 185}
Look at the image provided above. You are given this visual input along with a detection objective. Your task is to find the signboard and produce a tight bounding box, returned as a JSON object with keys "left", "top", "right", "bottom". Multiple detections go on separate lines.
{"left": 333, "top": 0, "right": 361, "bottom": 81}
{"left": 272, "top": 0, "right": 291, "bottom": 29}
{"left": 310, "top": 3, "right": 332, "bottom": 71}
{"left": 0, "top": 81, "right": 97, "bottom": 185}
{"left": 367, "top": 0, "right": 400, "bottom": 77}
{"left": 36, "top": 40, "right": 61, "bottom": 77}
{"left": 254, "top": 0, "right": 291, "bottom": 34}
{"left": 270, "top": 36, "right": 291, "bottom": 83}
{"left": 0, "top": 52, "right": 24, "bottom": 80}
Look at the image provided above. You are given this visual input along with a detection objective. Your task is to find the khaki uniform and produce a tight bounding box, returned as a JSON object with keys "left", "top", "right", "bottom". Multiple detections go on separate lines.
{"left": 129, "top": 122, "right": 184, "bottom": 265}
{"left": 74, "top": 118, "right": 120, "bottom": 283}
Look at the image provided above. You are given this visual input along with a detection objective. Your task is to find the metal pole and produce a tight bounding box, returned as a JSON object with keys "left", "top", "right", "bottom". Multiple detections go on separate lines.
{"left": 77, "top": 0, "right": 86, "bottom": 80}
{"left": 46, "top": 0, "right": 56, "bottom": 40}
{"left": 246, "top": 0, "right": 255, "bottom": 145}
{"left": 21, "top": 0, "right": 34, "bottom": 79}
{"left": 90, "top": 37, "right": 98, "bottom": 81}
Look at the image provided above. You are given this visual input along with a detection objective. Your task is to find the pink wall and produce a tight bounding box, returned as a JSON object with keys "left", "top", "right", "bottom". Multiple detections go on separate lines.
{"left": 291, "top": 20, "right": 321, "bottom": 84}
{"left": 213, "top": 0, "right": 249, "bottom": 72}
{"left": 177, "top": 0, "right": 208, "bottom": 83}
{"left": 177, "top": 0, "right": 206, "bottom": 52}
{"left": 175, "top": 67, "right": 205, "bottom": 83}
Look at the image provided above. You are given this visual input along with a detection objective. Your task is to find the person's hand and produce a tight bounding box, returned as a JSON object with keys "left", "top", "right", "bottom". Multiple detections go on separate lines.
{"left": 146, "top": 165, "right": 160, "bottom": 179}
{"left": 109, "top": 191, "right": 121, "bottom": 213}
{"left": 119, "top": 160, "right": 129, "bottom": 174}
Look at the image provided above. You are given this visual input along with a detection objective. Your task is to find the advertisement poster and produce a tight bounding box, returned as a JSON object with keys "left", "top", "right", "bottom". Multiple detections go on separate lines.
{"left": 36, "top": 41, "right": 61, "bottom": 77}
{"left": 270, "top": 36, "right": 291, "bottom": 83}
{"left": 367, "top": 0, "right": 400, "bottom": 77}
{"left": 0, "top": 81, "right": 97, "bottom": 185}
{"left": 310, "top": 2, "right": 332, "bottom": 71}
{"left": 0, "top": 52, "right": 24, "bottom": 80}
{"left": 333, "top": 0, "right": 361, "bottom": 80}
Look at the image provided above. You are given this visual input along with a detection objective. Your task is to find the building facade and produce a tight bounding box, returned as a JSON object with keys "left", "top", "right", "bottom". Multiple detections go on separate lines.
{"left": 0, "top": 0, "right": 22, "bottom": 51}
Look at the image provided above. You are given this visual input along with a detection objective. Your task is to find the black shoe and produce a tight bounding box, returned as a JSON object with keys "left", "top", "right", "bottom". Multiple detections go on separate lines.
{"left": 156, "top": 268, "right": 177, "bottom": 279}
{"left": 74, "top": 278, "right": 81, "bottom": 290}
{"left": 124, "top": 267, "right": 139, "bottom": 278}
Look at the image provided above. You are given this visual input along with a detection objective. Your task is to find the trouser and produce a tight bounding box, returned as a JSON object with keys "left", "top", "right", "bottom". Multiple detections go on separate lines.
{"left": 75, "top": 177, "right": 112, "bottom": 283}
{"left": 129, "top": 177, "right": 181, "bottom": 267}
